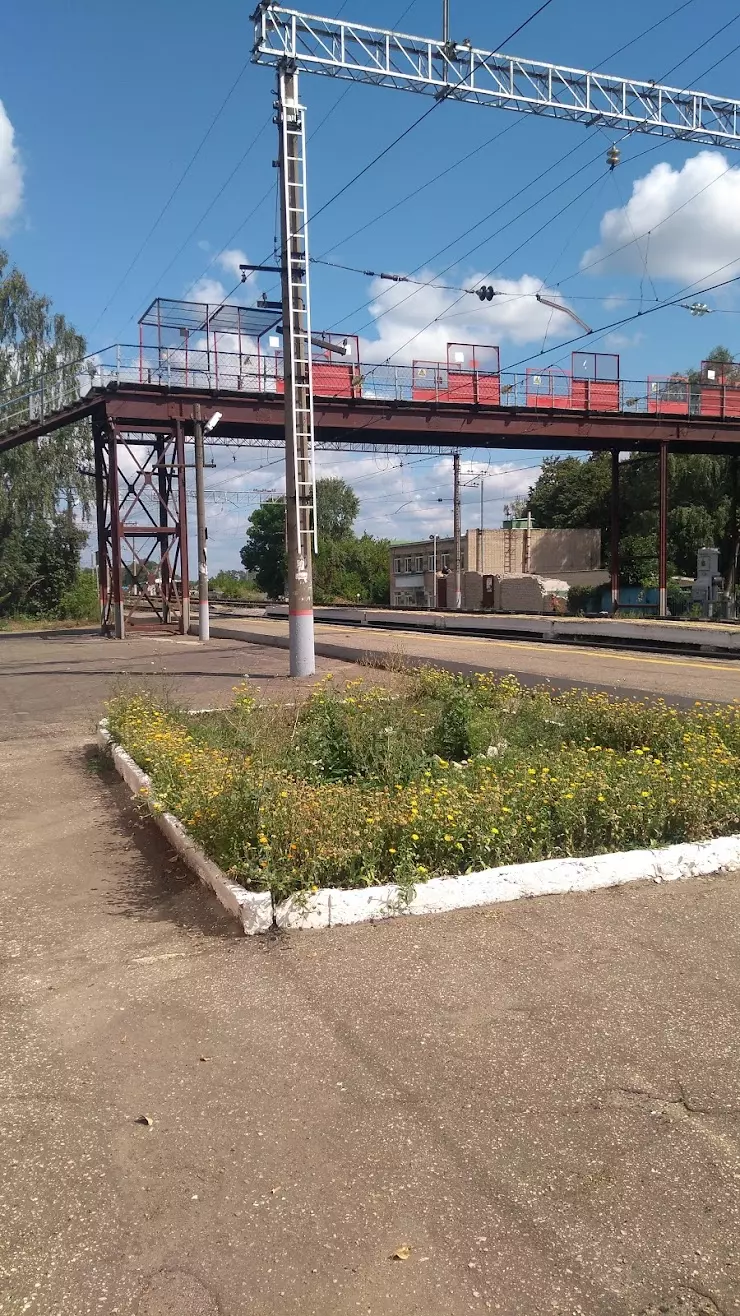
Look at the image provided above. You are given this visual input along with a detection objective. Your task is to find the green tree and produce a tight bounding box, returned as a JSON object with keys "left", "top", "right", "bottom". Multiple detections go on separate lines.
{"left": 315, "top": 476, "right": 360, "bottom": 539}
{"left": 240, "top": 499, "right": 286, "bottom": 598}
{"left": 0, "top": 251, "right": 91, "bottom": 616}
{"left": 239, "top": 477, "right": 389, "bottom": 603}
{"left": 527, "top": 453, "right": 612, "bottom": 531}
{"left": 211, "top": 569, "right": 262, "bottom": 599}
{"left": 526, "top": 347, "right": 740, "bottom": 590}
{"left": 314, "top": 533, "right": 390, "bottom": 605}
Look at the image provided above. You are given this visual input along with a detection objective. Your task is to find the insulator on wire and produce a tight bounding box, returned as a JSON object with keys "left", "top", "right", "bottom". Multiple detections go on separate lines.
{"left": 477, "top": 285, "right": 495, "bottom": 301}
{"left": 607, "top": 143, "right": 620, "bottom": 170}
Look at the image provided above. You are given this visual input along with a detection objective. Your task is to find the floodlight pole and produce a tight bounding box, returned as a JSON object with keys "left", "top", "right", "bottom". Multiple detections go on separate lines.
{"left": 193, "top": 403, "right": 210, "bottom": 641}
{"left": 277, "top": 62, "right": 316, "bottom": 677}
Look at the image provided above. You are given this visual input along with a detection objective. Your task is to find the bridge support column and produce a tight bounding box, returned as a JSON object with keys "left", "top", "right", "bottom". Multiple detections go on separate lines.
{"left": 109, "top": 426, "right": 125, "bottom": 640}
{"left": 93, "top": 420, "right": 110, "bottom": 636}
{"left": 610, "top": 448, "right": 620, "bottom": 614}
{"left": 658, "top": 442, "right": 669, "bottom": 619}
{"left": 93, "top": 410, "right": 189, "bottom": 638}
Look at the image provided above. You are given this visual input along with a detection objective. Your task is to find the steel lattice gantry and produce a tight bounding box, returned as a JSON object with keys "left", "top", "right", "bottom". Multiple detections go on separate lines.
{"left": 252, "top": 4, "right": 740, "bottom": 149}
{"left": 93, "top": 414, "right": 190, "bottom": 639}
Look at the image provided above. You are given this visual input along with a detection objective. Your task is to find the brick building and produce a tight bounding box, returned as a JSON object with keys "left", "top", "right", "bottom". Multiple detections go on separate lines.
{"left": 389, "top": 526, "right": 604, "bottom": 610}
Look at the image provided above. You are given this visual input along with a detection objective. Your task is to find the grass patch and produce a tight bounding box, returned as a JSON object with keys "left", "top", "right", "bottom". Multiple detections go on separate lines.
{"left": 106, "top": 669, "right": 740, "bottom": 900}
{"left": 0, "top": 615, "right": 97, "bottom": 633}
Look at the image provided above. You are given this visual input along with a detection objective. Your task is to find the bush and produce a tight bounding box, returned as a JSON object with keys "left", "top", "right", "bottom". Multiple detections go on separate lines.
{"left": 106, "top": 670, "right": 740, "bottom": 900}
{"left": 567, "top": 584, "right": 603, "bottom": 615}
{"left": 57, "top": 568, "right": 99, "bottom": 620}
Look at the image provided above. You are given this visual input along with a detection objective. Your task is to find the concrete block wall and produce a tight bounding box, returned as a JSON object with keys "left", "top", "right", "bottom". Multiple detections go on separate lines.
{"left": 463, "top": 571, "right": 483, "bottom": 611}
{"left": 467, "top": 528, "right": 601, "bottom": 577}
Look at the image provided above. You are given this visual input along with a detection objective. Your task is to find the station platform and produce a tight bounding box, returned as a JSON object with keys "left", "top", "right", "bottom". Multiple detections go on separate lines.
{"left": 263, "top": 605, "right": 740, "bottom": 659}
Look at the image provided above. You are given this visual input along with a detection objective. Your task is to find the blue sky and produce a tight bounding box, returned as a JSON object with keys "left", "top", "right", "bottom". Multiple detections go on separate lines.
{"left": 3, "top": 0, "right": 740, "bottom": 568}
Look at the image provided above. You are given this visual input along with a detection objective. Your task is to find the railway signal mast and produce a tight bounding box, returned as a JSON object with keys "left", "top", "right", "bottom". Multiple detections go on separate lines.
{"left": 253, "top": 3, "right": 740, "bottom": 663}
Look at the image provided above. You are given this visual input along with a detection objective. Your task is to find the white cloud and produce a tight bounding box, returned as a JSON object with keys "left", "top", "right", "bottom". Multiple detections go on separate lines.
{"left": 187, "top": 275, "right": 227, "bottom": 303}
{"left": 581, "top": 151, "right": 740, "bottom": 287}
{"left": 602, "top": 330, "right": 645, "bottom": 350}
{"left": 357, "top": 271, "right": 579, "bottom": 366}
{"left": 219, "top": 248, "right": 251, "bottom": 282}
{"left": 0, "top": 99, "right": 23, "bottom": 232}
{"left": 186, "top": 247, "right": 254, "bottom": 303}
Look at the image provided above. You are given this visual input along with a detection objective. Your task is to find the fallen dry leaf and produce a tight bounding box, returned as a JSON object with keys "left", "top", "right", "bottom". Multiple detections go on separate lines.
{"left": 134, "top": 1114, "right": 153, "bottom": 1127}
{"left": 391, "top": 1245, "right": 411, "bottom": 1261}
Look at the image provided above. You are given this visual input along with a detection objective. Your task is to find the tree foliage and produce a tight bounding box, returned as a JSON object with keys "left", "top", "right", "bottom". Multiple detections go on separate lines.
{"left": 314, "top": 533, "right": 390, "bottom": 605}
{"left": 210, "top": 569, "right": 262, "bottom": 599}
{"left": 527, "top": 347, "right": 740, "bottom": 588}
{"left": 240, "top": 476, "right": 389, "bottom": 603}
{"left": 240, "top": 499, "right": 286, "bottom": 598}
{"left": 315, "top": 476, "right": 360, "bottom": 540}
{"left": 0, "top": 250, "right": 92, "bottom": 615}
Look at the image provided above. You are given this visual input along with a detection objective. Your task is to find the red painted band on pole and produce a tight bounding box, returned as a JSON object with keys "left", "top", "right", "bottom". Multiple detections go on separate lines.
{"left": 289, "top": 608, "right": 314, "bottom": 616}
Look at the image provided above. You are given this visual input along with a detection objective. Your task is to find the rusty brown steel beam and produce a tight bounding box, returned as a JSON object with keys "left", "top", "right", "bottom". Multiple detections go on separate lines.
{"left": 0, "top": 397, "right": 101, "bottom": 454}
{"left": 99, "top": 384, "right": 740, "bottom": 452}
{"left": 6, "top": 381, "right": 740, "bottom": 456}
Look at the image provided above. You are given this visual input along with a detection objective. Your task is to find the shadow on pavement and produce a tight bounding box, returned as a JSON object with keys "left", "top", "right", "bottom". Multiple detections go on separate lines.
{"left": 80, "top": 744, "right": 242, "bottom": 941}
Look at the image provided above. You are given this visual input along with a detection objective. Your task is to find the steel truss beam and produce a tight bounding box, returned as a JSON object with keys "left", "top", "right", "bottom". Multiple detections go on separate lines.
{"left": 253, "top": 5, "right": 740, "bottom": 148}
{"left": 99, "top": 385, "right": 740, "bottom": 453}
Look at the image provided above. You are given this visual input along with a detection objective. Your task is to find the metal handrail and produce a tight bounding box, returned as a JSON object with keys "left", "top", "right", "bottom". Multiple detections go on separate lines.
{"left": 3, "top": 342, "right": 740, "bottom": 434}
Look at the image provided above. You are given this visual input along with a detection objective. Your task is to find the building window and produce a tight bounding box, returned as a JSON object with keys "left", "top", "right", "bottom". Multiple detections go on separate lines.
{"left": 441, "top": 552, "right": 450, "bottom": 569}
{"left": 414, "top": 555, "right": 423, "bottom": 571}
{"left": 393, "top": 558, "right": 402, "bottom": 575}
{"left": 404, "top": 556, "right": 412, "bottom": 572}
{"left": 427, "top": 555, "right": 434, "bottom": 570}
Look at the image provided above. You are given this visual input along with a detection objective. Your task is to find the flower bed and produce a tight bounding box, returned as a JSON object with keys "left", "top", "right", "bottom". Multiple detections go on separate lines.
{"left": 105, "top": 670, "right": 740, "bottom": 901}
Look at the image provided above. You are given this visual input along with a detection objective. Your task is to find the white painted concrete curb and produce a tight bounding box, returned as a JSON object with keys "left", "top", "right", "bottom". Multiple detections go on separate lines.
{"left": 97, "top": 720, "right": 272, "bottom": 935}
{"left": 98, "top": 720, "right": 740, "bottom": 935}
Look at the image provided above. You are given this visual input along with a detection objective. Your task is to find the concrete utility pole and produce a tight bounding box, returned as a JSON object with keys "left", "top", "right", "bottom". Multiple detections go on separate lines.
{"left": 453, "top": 451, "right": 462, "bottom": 610}
{"left": 193, "top": 403, "right": 209, "bottom": 641}
{"left": 277, "top": 63, "right": 316, "bottom": 676}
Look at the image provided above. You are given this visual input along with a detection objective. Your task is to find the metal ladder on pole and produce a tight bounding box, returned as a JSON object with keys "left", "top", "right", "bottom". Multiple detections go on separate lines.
{"left": 279, "top": 64, "right": 317, "bottom": 569}
{"left": 277, "top": 62, "right": 317, "bottom": 675}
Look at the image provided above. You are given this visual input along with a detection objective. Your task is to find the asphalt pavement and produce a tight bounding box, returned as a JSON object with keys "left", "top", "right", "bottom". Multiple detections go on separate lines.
{"left": 1, "top": 631, "right": 739, "bottom": 1315}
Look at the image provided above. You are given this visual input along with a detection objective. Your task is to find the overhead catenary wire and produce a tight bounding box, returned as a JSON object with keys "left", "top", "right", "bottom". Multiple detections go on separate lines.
{"left": 122, "top": 119, "right": 273, "bottom": 329}
{"left": 354, "top": 119, "right": 737, "bottom": 380}
{"left": 176, "top": 1, "right": 428, "bottom": 319}
{"left": 89, "top": 53, "right": 257, "bottom": 335}
{"left": 340, "top": 135, "right": 669, "bottom": 364}
{"left": 314, "top": 9, "right": 726, "bottom": 342}
{"left": 246, "top": 0, "right": 560, "bottom": 290}
{"left": 180, "top": 182, "right": 277, "bottom": 303}
{"left": 590, "top": 0, "right": 700, "bottom": 69}
{"left": 559, "top": 158, "right": 735, "bottom": 283}
{"left": 308, "top": 0, "right": 420, "bottom": 139}
{"left": 655, "top": 11, "right": 740, "bottom": 83}
{"left": 311, "top": 117, "right": 524, "bottom": 263}
{"left": 501, "top": 263, "right": 740, "bottom": 374}
{"left": 315, "top": 7, "right": 702, "bottom": 279}
{"left": 322, "top": 138, "right": 612, "bottom": 335}
{"left": 313, "top": 0, "right": 703, "bottom": 282}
